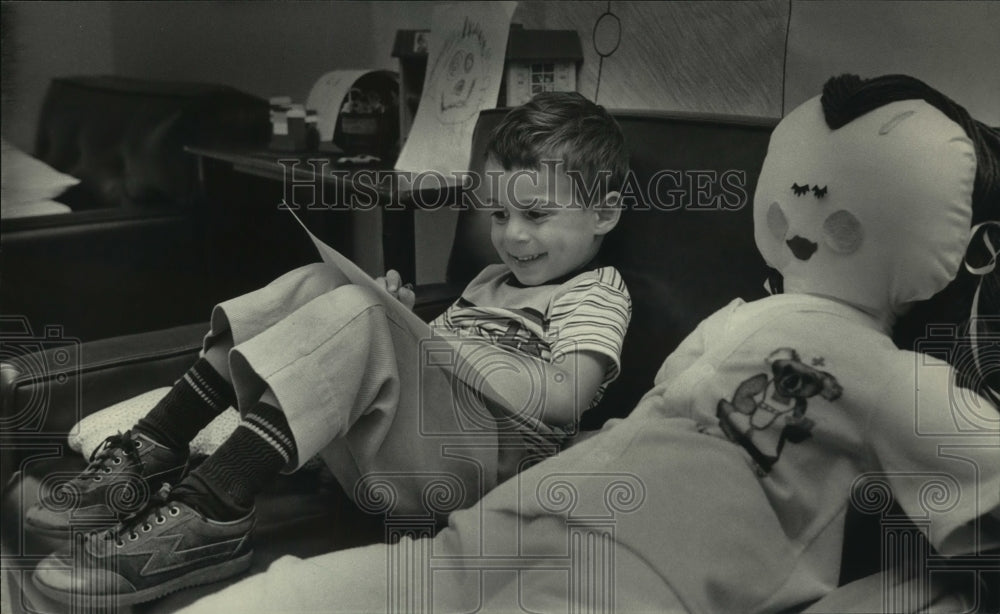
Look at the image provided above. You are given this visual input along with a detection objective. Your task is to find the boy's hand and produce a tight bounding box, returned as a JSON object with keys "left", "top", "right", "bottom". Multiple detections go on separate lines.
{"left": 375, "top": 269, "right": 416, "bottom": 310}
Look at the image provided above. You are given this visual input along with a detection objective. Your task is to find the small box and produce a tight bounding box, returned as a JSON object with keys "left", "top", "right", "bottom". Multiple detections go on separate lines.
{"left": 269, "top": 100, "right": 319, "bottom": 151}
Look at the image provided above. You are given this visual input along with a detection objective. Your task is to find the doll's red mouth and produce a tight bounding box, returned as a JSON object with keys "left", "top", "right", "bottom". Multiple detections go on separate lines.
{"left": 786, "top": 235, "right": 818, "bottom": 261}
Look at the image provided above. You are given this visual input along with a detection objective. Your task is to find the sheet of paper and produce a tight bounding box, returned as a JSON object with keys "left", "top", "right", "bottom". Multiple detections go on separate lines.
{"left": 285, "top": 207, "right": 543, "bottom": 426}
{"left": 394, "top": 1, "right": 516, "bottom": 175}
{"left": 285, "top": 207, "right": 431, "bottom": 335}
{"left": 306, "top": 69, "right": 373, "bottom": 142}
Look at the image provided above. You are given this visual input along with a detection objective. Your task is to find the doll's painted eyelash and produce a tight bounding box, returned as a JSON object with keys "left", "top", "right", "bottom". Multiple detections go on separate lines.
{"left": 791, "top": 183, "right": 828, "bottom": 198}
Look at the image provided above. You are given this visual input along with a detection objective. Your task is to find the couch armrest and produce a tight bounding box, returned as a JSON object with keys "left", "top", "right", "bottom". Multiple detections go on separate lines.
{"left": 1, "top": 322, "right": 206, "bottom": 486}
{"left": 0, "top": 208, "right": 221, "bottom": 342}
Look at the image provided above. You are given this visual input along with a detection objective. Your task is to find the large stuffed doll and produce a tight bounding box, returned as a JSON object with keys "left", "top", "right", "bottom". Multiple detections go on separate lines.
{"left": 174, "top": 74, "right": 1000, "bottom": 613}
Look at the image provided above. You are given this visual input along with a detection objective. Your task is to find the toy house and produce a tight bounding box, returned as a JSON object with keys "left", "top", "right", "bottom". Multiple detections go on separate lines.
{"left": 501, "top": 25, "right": 583, "bottom": 106}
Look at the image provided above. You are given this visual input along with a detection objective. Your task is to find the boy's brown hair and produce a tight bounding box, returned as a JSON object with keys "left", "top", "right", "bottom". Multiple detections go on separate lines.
{"left": 486, "top": 92, "right": 629, "bottom": 205}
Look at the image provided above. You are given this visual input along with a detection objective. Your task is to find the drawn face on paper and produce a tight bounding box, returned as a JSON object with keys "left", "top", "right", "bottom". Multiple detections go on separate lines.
{"left": 430, "top": 21, "right": 489, "bottom": 125}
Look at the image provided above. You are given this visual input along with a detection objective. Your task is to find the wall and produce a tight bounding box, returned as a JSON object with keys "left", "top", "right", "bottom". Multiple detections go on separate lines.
{"left": 369, "top": 1, "right": 438, "bottom": 71}
{"left": 785, "top": 0, "right": 1000, "bottom": 125}
{"left": 1, "top": 1, "right": 115, "bottom": 152}
{"left": 514, "top": 1, "right": 788, "bottom": 116}
{"left": 4, "top": 1, "right": 997, "bottom": 148}
{"left": 109, "top": 2, "right": 375, "bottom": 102}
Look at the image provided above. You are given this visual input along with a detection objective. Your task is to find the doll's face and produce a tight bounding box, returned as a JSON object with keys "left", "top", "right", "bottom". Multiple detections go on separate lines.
{"left": 753, "top": 97, "right": 975, "bottom": 316}
{"left": 763, "top": 188, "right": 861, "bottom": 262}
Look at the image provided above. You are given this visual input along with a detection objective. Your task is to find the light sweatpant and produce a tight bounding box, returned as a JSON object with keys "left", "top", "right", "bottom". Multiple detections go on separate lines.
{"left": 208, "top": 263, "right": 503, "bottom": 517}
{"left": 174, "top": 404, "right": 715, "bottom": 614}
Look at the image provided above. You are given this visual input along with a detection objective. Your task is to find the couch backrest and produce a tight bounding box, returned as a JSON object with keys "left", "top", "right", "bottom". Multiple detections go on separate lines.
{"left": 449, "top": 109, "right": 778, "bottom": 428}
{"left": 35, "top": 76, "right": 270, "bottom": 211}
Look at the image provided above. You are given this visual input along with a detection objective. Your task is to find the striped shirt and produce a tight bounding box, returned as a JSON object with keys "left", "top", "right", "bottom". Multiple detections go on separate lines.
{"left": 430, "top": 264, "right": 631, "bottom": 456}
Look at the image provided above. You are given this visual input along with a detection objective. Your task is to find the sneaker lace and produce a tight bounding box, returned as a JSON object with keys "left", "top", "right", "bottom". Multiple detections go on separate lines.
{"left": 80, "top": 430, "right": 145, "bottom": 480}
{"left": 96, "top": 483, "right": 177, "bottom": 543}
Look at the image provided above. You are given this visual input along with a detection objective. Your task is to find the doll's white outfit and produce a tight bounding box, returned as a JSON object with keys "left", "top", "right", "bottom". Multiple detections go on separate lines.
{"left": 177, "top": 291, "right": 1000, "bottom": 613}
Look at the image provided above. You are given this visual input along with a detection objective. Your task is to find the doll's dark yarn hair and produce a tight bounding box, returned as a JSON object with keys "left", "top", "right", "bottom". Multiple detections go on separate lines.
{"left": 819, "top": 74, "right": 999, "bottom": 404}
{"left": 821, "top": 74, "right": 999, "bottom": 224}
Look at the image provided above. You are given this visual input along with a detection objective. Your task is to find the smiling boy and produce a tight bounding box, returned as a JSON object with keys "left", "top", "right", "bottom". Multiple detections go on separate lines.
{"left": 418, "top": 92, "right": 632, "bottom": 468}
{"left": 31, "top": 91, "right": 633, "bottom": 606}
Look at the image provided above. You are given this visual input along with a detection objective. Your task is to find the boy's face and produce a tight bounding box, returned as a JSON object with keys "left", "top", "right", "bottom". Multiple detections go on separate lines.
{"left": 484, "top": 160, "right": 619, "bottom": 286}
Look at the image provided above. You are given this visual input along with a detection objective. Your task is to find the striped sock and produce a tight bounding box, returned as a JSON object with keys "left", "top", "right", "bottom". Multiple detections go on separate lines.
{"left": 172, "top": 402, "right": 297, "bottom": 520}
{"left": 135, "top": 357, "right": 236, "bottom": 450}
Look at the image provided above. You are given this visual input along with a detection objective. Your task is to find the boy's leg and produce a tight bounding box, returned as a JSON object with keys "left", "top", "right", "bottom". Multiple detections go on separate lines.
{"left": 122, "top": 262, "right": 353, "bottom": 518}
{"left": 122, "top": 281, "right": 408, "bottom": 528}
{"left": 204, "top": 262, "right": 350, "bottom": 351}
{"left": 137, "top": 262, "right": 351, "bottom": 444}
{"left": 23, "top": 343, "right": 235, "bottom": 539}
{"left": 226, "top": 284, "right": 503, "bottom": 518}
{"left": 166, "top": 281, "right": 505, "bottom": 525}
{"left": 25, "top": 263, "right": 347, "bottom": 535}
{"left": 130, "top": 348, "right": 236, "bottom": 450}
{"left": 33, "top": 281, "right": 499, "bottom": 606}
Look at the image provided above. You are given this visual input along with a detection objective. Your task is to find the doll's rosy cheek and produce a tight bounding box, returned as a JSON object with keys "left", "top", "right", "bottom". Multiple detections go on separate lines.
{"left": 767, "top": 202, "right": 788, "bottom": 241}
{"left": 822, "top": 210, "right": 863, "bottom": 254}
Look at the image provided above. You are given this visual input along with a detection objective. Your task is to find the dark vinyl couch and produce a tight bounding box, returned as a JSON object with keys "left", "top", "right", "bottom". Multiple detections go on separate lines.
{"left": 1, "top": 76, "right": 324, "bottom": 344}
{"left": 2, "top": 106, "right": 995, "bottom": 612}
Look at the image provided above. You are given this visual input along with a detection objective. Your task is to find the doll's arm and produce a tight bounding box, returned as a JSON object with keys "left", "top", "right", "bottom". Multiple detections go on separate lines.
{"left": 867, "top": 350, "right": 1000, "bottom": 556}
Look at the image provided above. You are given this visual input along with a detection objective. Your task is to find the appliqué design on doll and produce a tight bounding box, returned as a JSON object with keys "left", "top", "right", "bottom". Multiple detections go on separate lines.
{"left": 717, "top": 348, "right": 843, "bottom": 473}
